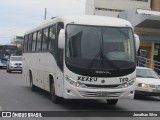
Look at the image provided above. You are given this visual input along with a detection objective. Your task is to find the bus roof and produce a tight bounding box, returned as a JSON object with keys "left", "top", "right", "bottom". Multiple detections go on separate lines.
{"left": 25, "top": 15, "right": 133, "bottom": 34}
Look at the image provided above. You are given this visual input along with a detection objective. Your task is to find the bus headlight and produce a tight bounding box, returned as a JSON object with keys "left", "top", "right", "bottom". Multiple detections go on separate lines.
{"left": 118, "top": 78, "right": 136, "bottom": 88}
{"left": 65, "top": 76, "right": 87, "bottom": 88}
{"left": 138, "top": 83, "right": 149, "bottom": 89}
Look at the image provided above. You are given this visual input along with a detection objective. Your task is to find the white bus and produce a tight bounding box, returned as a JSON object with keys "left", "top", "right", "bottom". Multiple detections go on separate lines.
{"left": 23, "top": 15, "right": 139, "bottom": 105}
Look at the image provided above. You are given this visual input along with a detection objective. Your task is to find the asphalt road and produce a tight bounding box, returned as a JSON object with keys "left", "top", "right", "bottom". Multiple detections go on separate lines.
{"left": 0, "top": 68, "right": 160, "bottom": 120}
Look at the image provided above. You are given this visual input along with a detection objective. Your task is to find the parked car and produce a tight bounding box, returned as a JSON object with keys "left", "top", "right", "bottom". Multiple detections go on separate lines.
{"left": 0, "top": 58, "right": 7, "bottom": 68}
{"left": 135, "top": 66, "right": 160, "bottom": 98}
{"left": 6, "top": 56, "right": 22, "bottom": 73}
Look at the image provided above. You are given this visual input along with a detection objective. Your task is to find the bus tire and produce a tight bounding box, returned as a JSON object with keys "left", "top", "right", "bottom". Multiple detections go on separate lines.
{"left": 29, "top": 71, "right": 36, "bottom": 91}
{"left": 107, "top": 99, "right": 118, "bottom": 105}
{"left": 134, "top": 94, "right": 138, "bottom": 99}
{"left": 50, "top": 79, "right": 61, "bottom": 104}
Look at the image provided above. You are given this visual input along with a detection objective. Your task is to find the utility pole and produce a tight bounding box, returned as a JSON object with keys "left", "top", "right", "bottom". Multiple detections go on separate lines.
{"left": 44, "top": 8, "right": 47, "bottom": 20}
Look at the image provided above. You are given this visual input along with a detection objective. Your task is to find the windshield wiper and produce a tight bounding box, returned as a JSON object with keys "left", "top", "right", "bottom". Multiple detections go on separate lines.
{"left": 101, "top": 53, "right": 121, "bottom": 73}
{"left": 86, "top": 49, "right": 102, "bottom": 71}
{"left": 86, "top": 49, "right": 121, "bottom": 73}
{"left": 86, "top": 27, "right": 122, "bottom": 74}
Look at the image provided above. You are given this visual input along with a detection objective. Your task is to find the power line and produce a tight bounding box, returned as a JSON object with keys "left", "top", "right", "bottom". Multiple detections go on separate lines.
{"left": 47, "top": 10, "right": 55, "bottom": 19}
{"left": 44, "top": 8, "right": 47, "bottom": 20}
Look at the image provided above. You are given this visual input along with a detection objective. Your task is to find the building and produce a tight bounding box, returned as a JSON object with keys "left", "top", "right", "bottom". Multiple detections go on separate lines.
{"left": 151, "top": 0, "right": 160, "bottom": 11}
{"left": 11, "top": 36, "right": 24, "bottom": 55}
{"left": 85, "top": 0, "right": 151, "bottom": 17}
{"left": 85, "top": 0, "right": 160, "bottom": 73}
{"left": 119, "top": 8, "right": 160, "bottom": 68}
{"left": 11, "top": 36, "right": 24, "bottom": 48}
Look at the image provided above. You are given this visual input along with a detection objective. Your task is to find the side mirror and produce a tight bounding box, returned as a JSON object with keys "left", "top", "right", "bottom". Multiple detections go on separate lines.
{"left": 58, "top": 29, "right": 65, "bottom": 49}
{"left": 134, "top": 34, "right": 140, "bottom": 52}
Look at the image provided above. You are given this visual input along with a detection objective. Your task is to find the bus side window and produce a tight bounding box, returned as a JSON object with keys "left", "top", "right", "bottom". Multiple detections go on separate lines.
{"left": 42, "top": 28, "right": 49, "bottom": 51}
{"left": 23, "top": 36, "right": 26, "bottom": 52}
{"left": 32, "top": 32, "right": 37, "bottom": 51}
{"left": 28, "top": 34, "right": 33, "bottom": 52}
{"left": 49, "top": 25, "right": 56, "bottom": 52}
{"left": 56, "top": 22, "right": 64, "bottom": 71}
{"left": 24, "top": 35, "right": 29, "bottom": 52}
{"left": 37, "top": 31, "right": 42, "bottom": 51}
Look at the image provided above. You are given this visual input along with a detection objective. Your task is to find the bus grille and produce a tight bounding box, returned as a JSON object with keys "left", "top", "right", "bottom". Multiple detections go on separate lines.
{"left": 79, "top": 91, "right": 122, "bottom": 97}
{"left": 15, "top": 63, "right": 22, "bottom": 66}
{"left": 85, "top": 84, "right": 120, "bottom": 89}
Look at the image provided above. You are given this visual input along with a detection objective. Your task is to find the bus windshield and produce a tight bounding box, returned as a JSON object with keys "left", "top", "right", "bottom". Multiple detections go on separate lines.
{"left": 65, "top": 24, "right": 136, "bottom": 77}
{"left": 0, "top": 45, "right": 17, "bottom": 59}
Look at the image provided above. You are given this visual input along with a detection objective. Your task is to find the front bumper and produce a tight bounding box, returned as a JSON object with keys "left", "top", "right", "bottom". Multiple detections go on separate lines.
{"left": 63, "top": 81, "right": 135, "bottom": 99}
{"left": 9, "top": 66, "right": 22, "bottom": 71}
{"left": 135, "top": 90, "right": 160, "bottom": 96}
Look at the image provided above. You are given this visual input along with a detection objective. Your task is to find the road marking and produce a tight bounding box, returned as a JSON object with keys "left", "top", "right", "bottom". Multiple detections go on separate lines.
{"left": 0, "top": 106, "right": 2, "bottom": 111}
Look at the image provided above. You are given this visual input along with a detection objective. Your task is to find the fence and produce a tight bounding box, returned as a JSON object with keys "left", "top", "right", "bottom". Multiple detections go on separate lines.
{"left": 137, "top": 56, "right": 160, "bottom": 74}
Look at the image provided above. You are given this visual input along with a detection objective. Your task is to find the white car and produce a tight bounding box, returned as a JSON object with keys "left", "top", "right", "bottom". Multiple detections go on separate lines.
{"left": 135, "top": 66, "right": 160, "bottom": 98}
{"left": 6, "top": 56, "right": 22, "bottom": 73}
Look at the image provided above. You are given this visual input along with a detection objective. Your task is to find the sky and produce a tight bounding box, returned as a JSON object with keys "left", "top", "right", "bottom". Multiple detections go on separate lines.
{"left": 0, "top": 0, "right": 86, "bottom": 45}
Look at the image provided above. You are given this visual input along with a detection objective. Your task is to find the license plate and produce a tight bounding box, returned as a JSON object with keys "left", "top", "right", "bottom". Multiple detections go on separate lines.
{"left": 97, "top": 91, "right": 109, "bottom": 97}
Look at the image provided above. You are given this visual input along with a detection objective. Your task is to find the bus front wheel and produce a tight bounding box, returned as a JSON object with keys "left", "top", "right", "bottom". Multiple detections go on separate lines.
{"left": 29, "top": 72, "right": 36, "bottom": 91}
{"left": 50, "top": 80, "right": 61, "bottom": 104}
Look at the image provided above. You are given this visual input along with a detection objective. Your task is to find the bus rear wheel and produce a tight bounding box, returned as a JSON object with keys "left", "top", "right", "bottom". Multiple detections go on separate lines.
{"left": 50, "top": 80, "right": 61, "bottom": 104}
{"left": 29, "top": 72, "right": 36, "bottom": 91}
{"left": 107, "top": 99, "right": 118, "bottom": 105}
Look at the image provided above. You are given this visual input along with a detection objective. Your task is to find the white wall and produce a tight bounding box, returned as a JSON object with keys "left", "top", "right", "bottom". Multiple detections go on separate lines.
{"left": 86, "top": 0, "right": 151, "bottom": 17}
{"left": 85, "top": 0, "right": 95, "bottom": 15}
